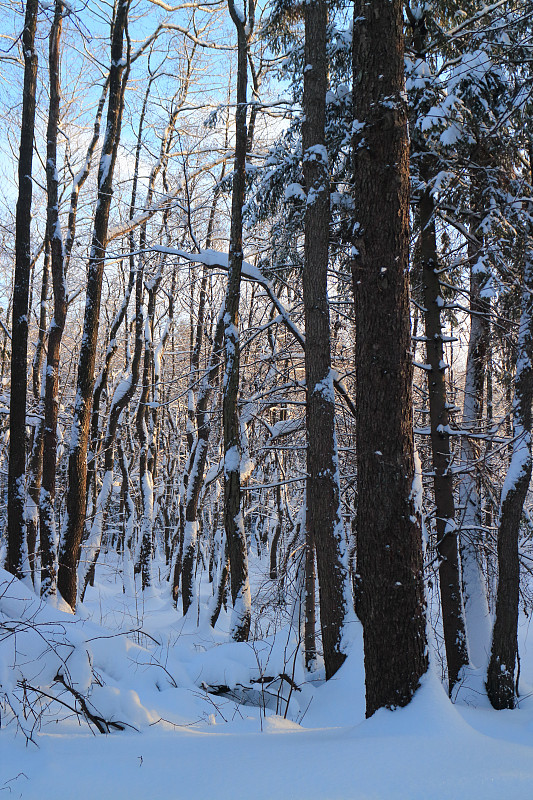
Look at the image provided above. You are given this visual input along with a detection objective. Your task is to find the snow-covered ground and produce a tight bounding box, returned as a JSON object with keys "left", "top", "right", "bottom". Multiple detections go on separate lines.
{"left": 3, "top": 558, "right": 533, "bottom": 800}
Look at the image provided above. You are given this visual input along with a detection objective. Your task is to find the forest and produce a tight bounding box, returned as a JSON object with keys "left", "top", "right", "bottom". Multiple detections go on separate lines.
{"left": 2, "top": 0, "right": 533, "bottom": 797}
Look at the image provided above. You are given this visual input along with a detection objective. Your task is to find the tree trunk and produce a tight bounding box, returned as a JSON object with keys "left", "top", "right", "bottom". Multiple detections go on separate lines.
{"left": 304, "top": 528, "right": 317, "bottom": 672}
{"left": 40, "top": 1, "right": 66, "bottom": 599}
{"left": 58, "top": 0, "right": 130, "bottom": 608}
{"left": 223, "top": 0, "right": 255, "bottom": 642}
{"left": 26, "top": 241, "right": 50, "bottom": 581}
{"left": 487, "top": 252, "right": 533, "bottom": 709}
{"left": 352, "top": 0, "right": 428, "bottom": 717}
{"left": 7, "top": 0, "right": 39, "bottom": 579}
{"left": 79, "top": 258, "right": 144, "bottom": 599}
{"left": 181, "top": 314, "right": 224, "bottom": 613}
{"left": 303, "top": 0, "right": 351, "bottom": 680}
{"left": 420, "top": 182, "right": 468, "bottom": 692}
{"left": 137, "top": 277, "right": 158, "bottom": 590}
{"left": 458, "top": 160, "right": 492, "bottom": 668}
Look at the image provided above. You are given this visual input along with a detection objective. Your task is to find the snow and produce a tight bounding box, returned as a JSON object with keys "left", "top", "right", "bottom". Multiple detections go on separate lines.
{"left": 313, "top": 370, "right": 335, "bottom": 403}
{"left": 224, "top": 444, "right": 240, "bottom": 475}
{"left": 284, "top": 182, "right": 306, "bottom": 201}
{"left": 151, "top": 245, "right": 265, "bottom": 286}
{"left": 303, "top": 144, "right": 329, "bottom": 165}
{"left": 4, "top": 559, "right": 533, "bottom": 799}
{"left": 99, "top": 153, "right": 112, "bottom": 187}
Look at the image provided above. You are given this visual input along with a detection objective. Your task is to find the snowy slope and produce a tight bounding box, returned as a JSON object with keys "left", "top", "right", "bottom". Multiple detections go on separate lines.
{"left": 3, "top": 562, "right": 533, "bottom": 800}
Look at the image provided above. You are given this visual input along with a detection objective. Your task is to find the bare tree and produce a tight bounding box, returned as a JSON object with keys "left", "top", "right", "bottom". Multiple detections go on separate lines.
{"left": 40, "top": 0, "right": 67, "bottom": 599}
{"left": 6, "top": 0, "right": 39, "bottom": 580}
{"left": 58, "top": 0, "right": 131, "bottom": 608}
{"left": 223, "top": 0, "right": 256, "bottom": 641}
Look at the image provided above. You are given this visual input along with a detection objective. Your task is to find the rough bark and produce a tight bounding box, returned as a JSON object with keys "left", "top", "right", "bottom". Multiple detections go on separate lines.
{"left": 304, "top": 531, "right": 317, "bottom": 672}
{"left": 26, "top": 241, "right": 50, "bottom": 580}
{"left": 81, "top": 76, "right": 160, "bottom": 592}
{"left": 420, "top": 182, "right": 468, "bottom": 692}
{"left": 181, "top": 314, "right": 224, "bottom": 613}
{"left": 79, "top": 258, "right": 144, "bottom": 599}
{"left": 7, "top": 0, "right": 39, "bottom": 579}
{"left": 487, "top": 253, "right": 533, "bottom": 709}
{"left": 223, "top": 0, "right": 255, "bottom": 642}
{"left": 32, "top": 240, "right": 50, "bottom": 403}
{"left": 40, "top": 1, "right": 68, "bottom": 599}
{"left": 58, "top": 0, "right": 130, "bottom": 608}
{"left": 137, "top": 275, "right": 159, "bottom": 590}
{"left": 303, "top": 0, "right": 351, "bottom": 680}
{"left": 352, "top": 0, "right": 428, "bottom": 717}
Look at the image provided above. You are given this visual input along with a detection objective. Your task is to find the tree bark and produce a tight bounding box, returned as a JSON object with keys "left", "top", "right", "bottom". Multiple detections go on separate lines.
{"left": 26, "top": 241, "right": 50, "bottom": 581}
{"left": 352, "top": 0, "right": 428, "bottom": 717}
{"left": 458, "top": 156, "right": 492, "bottom": 668}
{"left": 39, "top": 0, "right": 67, "bottom": 599}
{"left": 7, "top": 0, "right": 39, "bottom": 579}
{"left": 181, "top": 313, "right": 224, "bottom": 613}
{"left": 58, "top": 0, "right": 130, "bottom": 608}
{"left": 487, "top": 252, "right": 533, "bottom": 709}
{"left": 304, "top": 528, "right": 317, "bottom": 672}
{"left": 302, "top": 0, "right": 351, "bottom": 680}
{"left": 79, "top": 257, "right": 144, "bottom": 599}
{"left": 420, "top": 182, "right": 468, "bottom": 692}
{"left": 223, "top": 0, "right": 255, "bottom": 642}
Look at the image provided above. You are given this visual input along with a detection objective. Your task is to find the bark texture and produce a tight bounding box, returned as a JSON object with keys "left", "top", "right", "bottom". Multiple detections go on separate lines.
{"left": 352, "top": 0, "right": 428, "bottom": 717}
{"left": 40, "top": 1, "right": 65, "bottom": 598}
{"left": 26, "top": 242, "right": 49, "bottom": 580}
{"left": 487, "top": 254, "right": 533, "bottom": 709}
{"left": 223, "top": 0, "right": 255, "bottom": 642}
{"left": 303, "top": 0, "right": 351, "bottom": 680}
{"left": 420, "top": 183, "right": 468, "bottom": 692}
{"left": 7, "top": 0, "right": 39, "bottom": 579}
{"left": 58, "top": 0, "right": 130, "bottom": 608}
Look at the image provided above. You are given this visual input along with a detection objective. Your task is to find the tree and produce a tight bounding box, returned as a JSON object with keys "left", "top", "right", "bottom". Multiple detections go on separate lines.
{"left": 406, "top": 5, "right": 469, "bottom": 692}
{"left": 302, "top": 0, "right": 352, "bottom": 679}
{"left": 223, "top": 0, "right": 256, "bottom": 642}
{"left": 6, "top": 0, "right": 39, "bottom": 580}
{"left": 419, "top": 175, "right": 469, "bottom": 692}
{"left": 352, "top": 0, "right": 428, "bottom": 716}
{"left": 487, "top": 237, "right": 533, "bottom": 709}
{"left": 58, "top": 0, "right": 131, "bottom": 609}
{"left": 40, "top": 0, "right": 67, "bottom": 599}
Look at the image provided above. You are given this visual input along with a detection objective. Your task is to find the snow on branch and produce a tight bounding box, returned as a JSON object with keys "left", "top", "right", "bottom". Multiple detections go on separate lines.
{"left": 147, "top": 246, "right": 356, "bottom": 417}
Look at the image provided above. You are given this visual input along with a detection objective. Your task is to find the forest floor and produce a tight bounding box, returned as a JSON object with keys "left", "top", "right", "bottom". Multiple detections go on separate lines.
{"left": 3, "top": 554, "right": 533, "bottom": 799}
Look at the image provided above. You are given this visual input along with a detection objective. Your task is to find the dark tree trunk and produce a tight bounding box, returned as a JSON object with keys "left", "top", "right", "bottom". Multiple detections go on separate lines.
{"left": 40, "top": 1, "right": 67, "bottom": 599}
{"left": 137, "top": 278, "right": 158, "bottom": 590}
{"left": 32, "top": 240, "right": 49, "bottom": 403}
{"left": 210, "top": 546, "right": 229, "bottom": 629}
{"left": 80, "top": 258, "right": 144, "bottom": 600}
{"left": 420, "top": 182, "right": 468, "bottom": 692}
{"left": 223, "top": 0, "right": 255, "bottom": 642}
{"left": 64, "top": 79, "right": 109, "bottom": 272}
{"left": 7, "top": 0, "right": 39, "bottom": 579}
{"left": 26, "top": 241, "right": 50, "bottom": 581}
{"left": 302, "top": 0, "right": 351, "bottom": 680}
{"left": 352, "top": 0, "right": 428, "bottom": 717}
{"left": 487, "top": 253, "right": 533, "bottom": 709}
{"left": 87, "top": 75, "right": 152, "bottom": 499}
{"left": 304, "top": 530, "right": 317, "bottom": 671}
{"left": 58, "top": 0, "right": 130, "bottom": 608}
{"left": 181, "top": 314, "right": 224, "bottom": 613}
